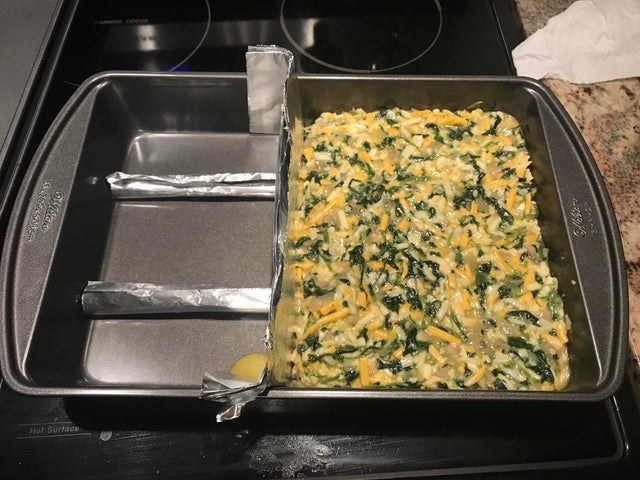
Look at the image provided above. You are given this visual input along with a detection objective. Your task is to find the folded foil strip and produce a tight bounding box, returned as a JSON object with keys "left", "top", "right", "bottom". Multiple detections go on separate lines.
{"left": 106, "top": 172, "right": 276, "bottom": 198}
{"left": 246, "top": 45, "right": 294, "bottom": 134}
{"left": 82, "top": 282, "right": 271, "bottom": 315}
{"left": 202, "top": 370, "right": 269, "bottom": 422}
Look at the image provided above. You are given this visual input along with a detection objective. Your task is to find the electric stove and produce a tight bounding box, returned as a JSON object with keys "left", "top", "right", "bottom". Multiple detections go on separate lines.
{"left": 0, "top": 1, "right": 638, "bottom": 478}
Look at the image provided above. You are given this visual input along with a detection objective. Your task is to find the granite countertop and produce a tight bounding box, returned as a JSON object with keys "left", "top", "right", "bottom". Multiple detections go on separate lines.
{"left": 514, "top": 1, "right": 640, "bottom": 391}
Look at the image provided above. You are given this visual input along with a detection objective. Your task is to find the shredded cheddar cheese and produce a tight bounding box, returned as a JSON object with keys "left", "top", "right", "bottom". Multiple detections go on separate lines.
{"left": 281, "top": 107, "right": 571, "bottom": 391}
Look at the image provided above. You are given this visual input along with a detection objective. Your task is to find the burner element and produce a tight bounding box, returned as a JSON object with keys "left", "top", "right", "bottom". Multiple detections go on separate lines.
{"left": 280, "top": 0, "right": 443, "bottom": 73}
{"left": 82, "top": 0, "right": 213, "bottom": 75}
{"left": 168, "top": 0, "right": 211, "bottom": 71}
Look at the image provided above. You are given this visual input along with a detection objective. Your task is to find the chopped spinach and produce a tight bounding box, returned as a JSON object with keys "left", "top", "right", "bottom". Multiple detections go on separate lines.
{"left": 453, "top": 185, "right": 514, "bottom": 225}
{"left": 486, "top": 115, "right": 502, "bottom": 135}
{"left": 507, "top": 336, "right": 533, "bottom": 350}
{"left": 425, "top": 300, "right": 441, "bottom": 318}
{"left": 305, "top": 170, "right": 328, "bottom": 183}
{"left": 347, "top": 153, "right": 374, "bottom": 177}
{"left": 483, "top": 194, "right": 514, "bottom": 225}
{"left": 483, "top": 318, "right": 497, "bottom": 327}
{"left": 426, "top": 123, "right": 444, "bottom": 143}
{"left": 345, "top": 368, "right": 359, "bottom": 383}
{"left": 357, "top": 327, "right": 369, "bottom": 341}
{"left": 405, "top": 287, "right": 423, "bottom": 310}
{"left": 347, "top": 179, "right": 385, "bottom": 206}
{"left": 451, "top": 314, "right": 469, "bottom": 342}
{"left": 498, "top": 285, "right": 512, "bottom": 299}
{"left": 303, "top": 278, "right": 334, "bottom": 298}
{"left": 459, "top": 215, "right": 478, "bottom": 227}
{"left": 531, "top": 350, "right": 555, "bottom": 383}
{"left": 348, "top": 244, "right": 365, "bottom": 269}
{"left": 382, "top": 294, "right": 403, "bottom": 313}
{"left": 304, "top": 335, "right": 322, "bottom": 351}
{"left": 410, "top": 153, "right": 437, "bottom": 162}
{"left": 475, "top": 263, "right": 494, "bottom": 304}
{"left": 376, "top": 108, "right": 398, "bottom": 125}
{"left": 507, "top": 336, "right": 554, "bottom": 383}
{"left": 314, "top": 141, "right": 328, "bottom": 152}
{"left": 377, "top": 358, "right": 406, "bottom": 374}
{"left": 447, "top": 125, "right": 473, "bottom": 141}
{"left": 379, "top": 136, "right": 395, "bottom": 148}
{"left": 424, "top": 260, "right": 443, "bottom": 279}
{"left": 505, "top": 310, "right": 539, "bottom": 325}
{"left": 293, "top": 236, "right": 311, "bottom": 248}
{"left": 493, "top": 378, "right": 507, "bottom": 390}
{"left": 403, "top": 324, "right": 429, "bottom": 355}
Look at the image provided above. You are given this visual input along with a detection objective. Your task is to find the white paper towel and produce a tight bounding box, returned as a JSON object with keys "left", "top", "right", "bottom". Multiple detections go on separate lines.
{"left": 512, "top": 0, "right": 640, "bottom": 83}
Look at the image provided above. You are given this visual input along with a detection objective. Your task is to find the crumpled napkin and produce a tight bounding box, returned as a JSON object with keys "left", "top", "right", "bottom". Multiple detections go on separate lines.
{"left": 512, "top": 0, "right": 640, "bottom": 83}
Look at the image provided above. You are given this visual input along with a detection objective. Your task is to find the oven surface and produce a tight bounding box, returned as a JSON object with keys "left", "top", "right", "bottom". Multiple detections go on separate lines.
{"left": 0, "top": 1, "right": 638, "bottom": 478}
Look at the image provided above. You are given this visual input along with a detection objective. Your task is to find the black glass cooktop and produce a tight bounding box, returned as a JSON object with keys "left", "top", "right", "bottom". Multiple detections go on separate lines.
{"left": 0, "top": 377, "right": 639, "bottom": 479}
{"left": 58, "top": 0, "right": 518, "bottom": 79}
{"left": 1, "top": 0, "right": 639, "bottom": 478}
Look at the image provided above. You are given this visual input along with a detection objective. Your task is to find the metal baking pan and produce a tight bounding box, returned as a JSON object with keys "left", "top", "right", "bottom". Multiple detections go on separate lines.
{"left": 266, "top": 75, "right": 628, "bottom": 402}
{"left": 0, "top": 73, "right": 628, "bottom": 402}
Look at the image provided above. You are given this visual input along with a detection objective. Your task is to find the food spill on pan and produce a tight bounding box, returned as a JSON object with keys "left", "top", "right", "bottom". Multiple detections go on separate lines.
{"left": 230, "top": 353, "right": 268, "bottom": 383}
{"left": 277, "top": 107, "right": 571, "bottom": 390}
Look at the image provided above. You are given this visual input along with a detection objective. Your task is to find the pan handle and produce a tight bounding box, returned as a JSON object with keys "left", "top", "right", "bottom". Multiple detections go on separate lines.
{"left": 536, "top": 87, "right": 628, "bottom": 398}
{"left": 0, "top": 82, "right": 104, "bottom": 375}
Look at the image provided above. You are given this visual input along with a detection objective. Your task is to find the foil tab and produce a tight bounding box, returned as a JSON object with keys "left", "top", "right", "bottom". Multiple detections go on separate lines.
{"left": 106, "top": 172, "right": 275, "bottom": 199}
{"left": 202, "top": 370, "right": 269, "bottom": 422}
{"left": 82, "top": 282, "right": 271, "bottom": 315}
{"left": 246, "top": 45, "right": 294, "bottom": 134}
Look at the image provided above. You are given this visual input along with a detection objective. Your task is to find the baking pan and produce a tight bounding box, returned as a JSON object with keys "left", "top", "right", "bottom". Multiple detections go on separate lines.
{"left": 0, "top": 72, "right": 279, "bottom": 396}
{"left": 0, "top": 73, "right": 628, "bottom": 402}
{"left": 266, "top": 75, "right": 628, "bottom": 402}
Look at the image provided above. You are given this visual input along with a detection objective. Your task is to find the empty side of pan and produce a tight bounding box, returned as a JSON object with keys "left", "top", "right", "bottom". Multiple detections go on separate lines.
{"left": 0, "top": 72, "right": 279, "bottom": 396}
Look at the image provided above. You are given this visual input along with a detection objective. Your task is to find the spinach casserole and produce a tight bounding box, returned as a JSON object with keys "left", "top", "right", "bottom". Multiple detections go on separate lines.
{"left": 281, "top": 107, "right": 570, "bottom": 391}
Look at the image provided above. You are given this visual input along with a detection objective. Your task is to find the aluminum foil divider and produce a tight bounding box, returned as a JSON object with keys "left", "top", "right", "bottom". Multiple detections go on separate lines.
{"left": 82, "top": 282, "right": 271, "bottom": 316}
{"left": 106, "top": 172, "right": 276, "bottom": 199}
{"left": 199, "top": 45, "right": 293, "bottom": 421}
